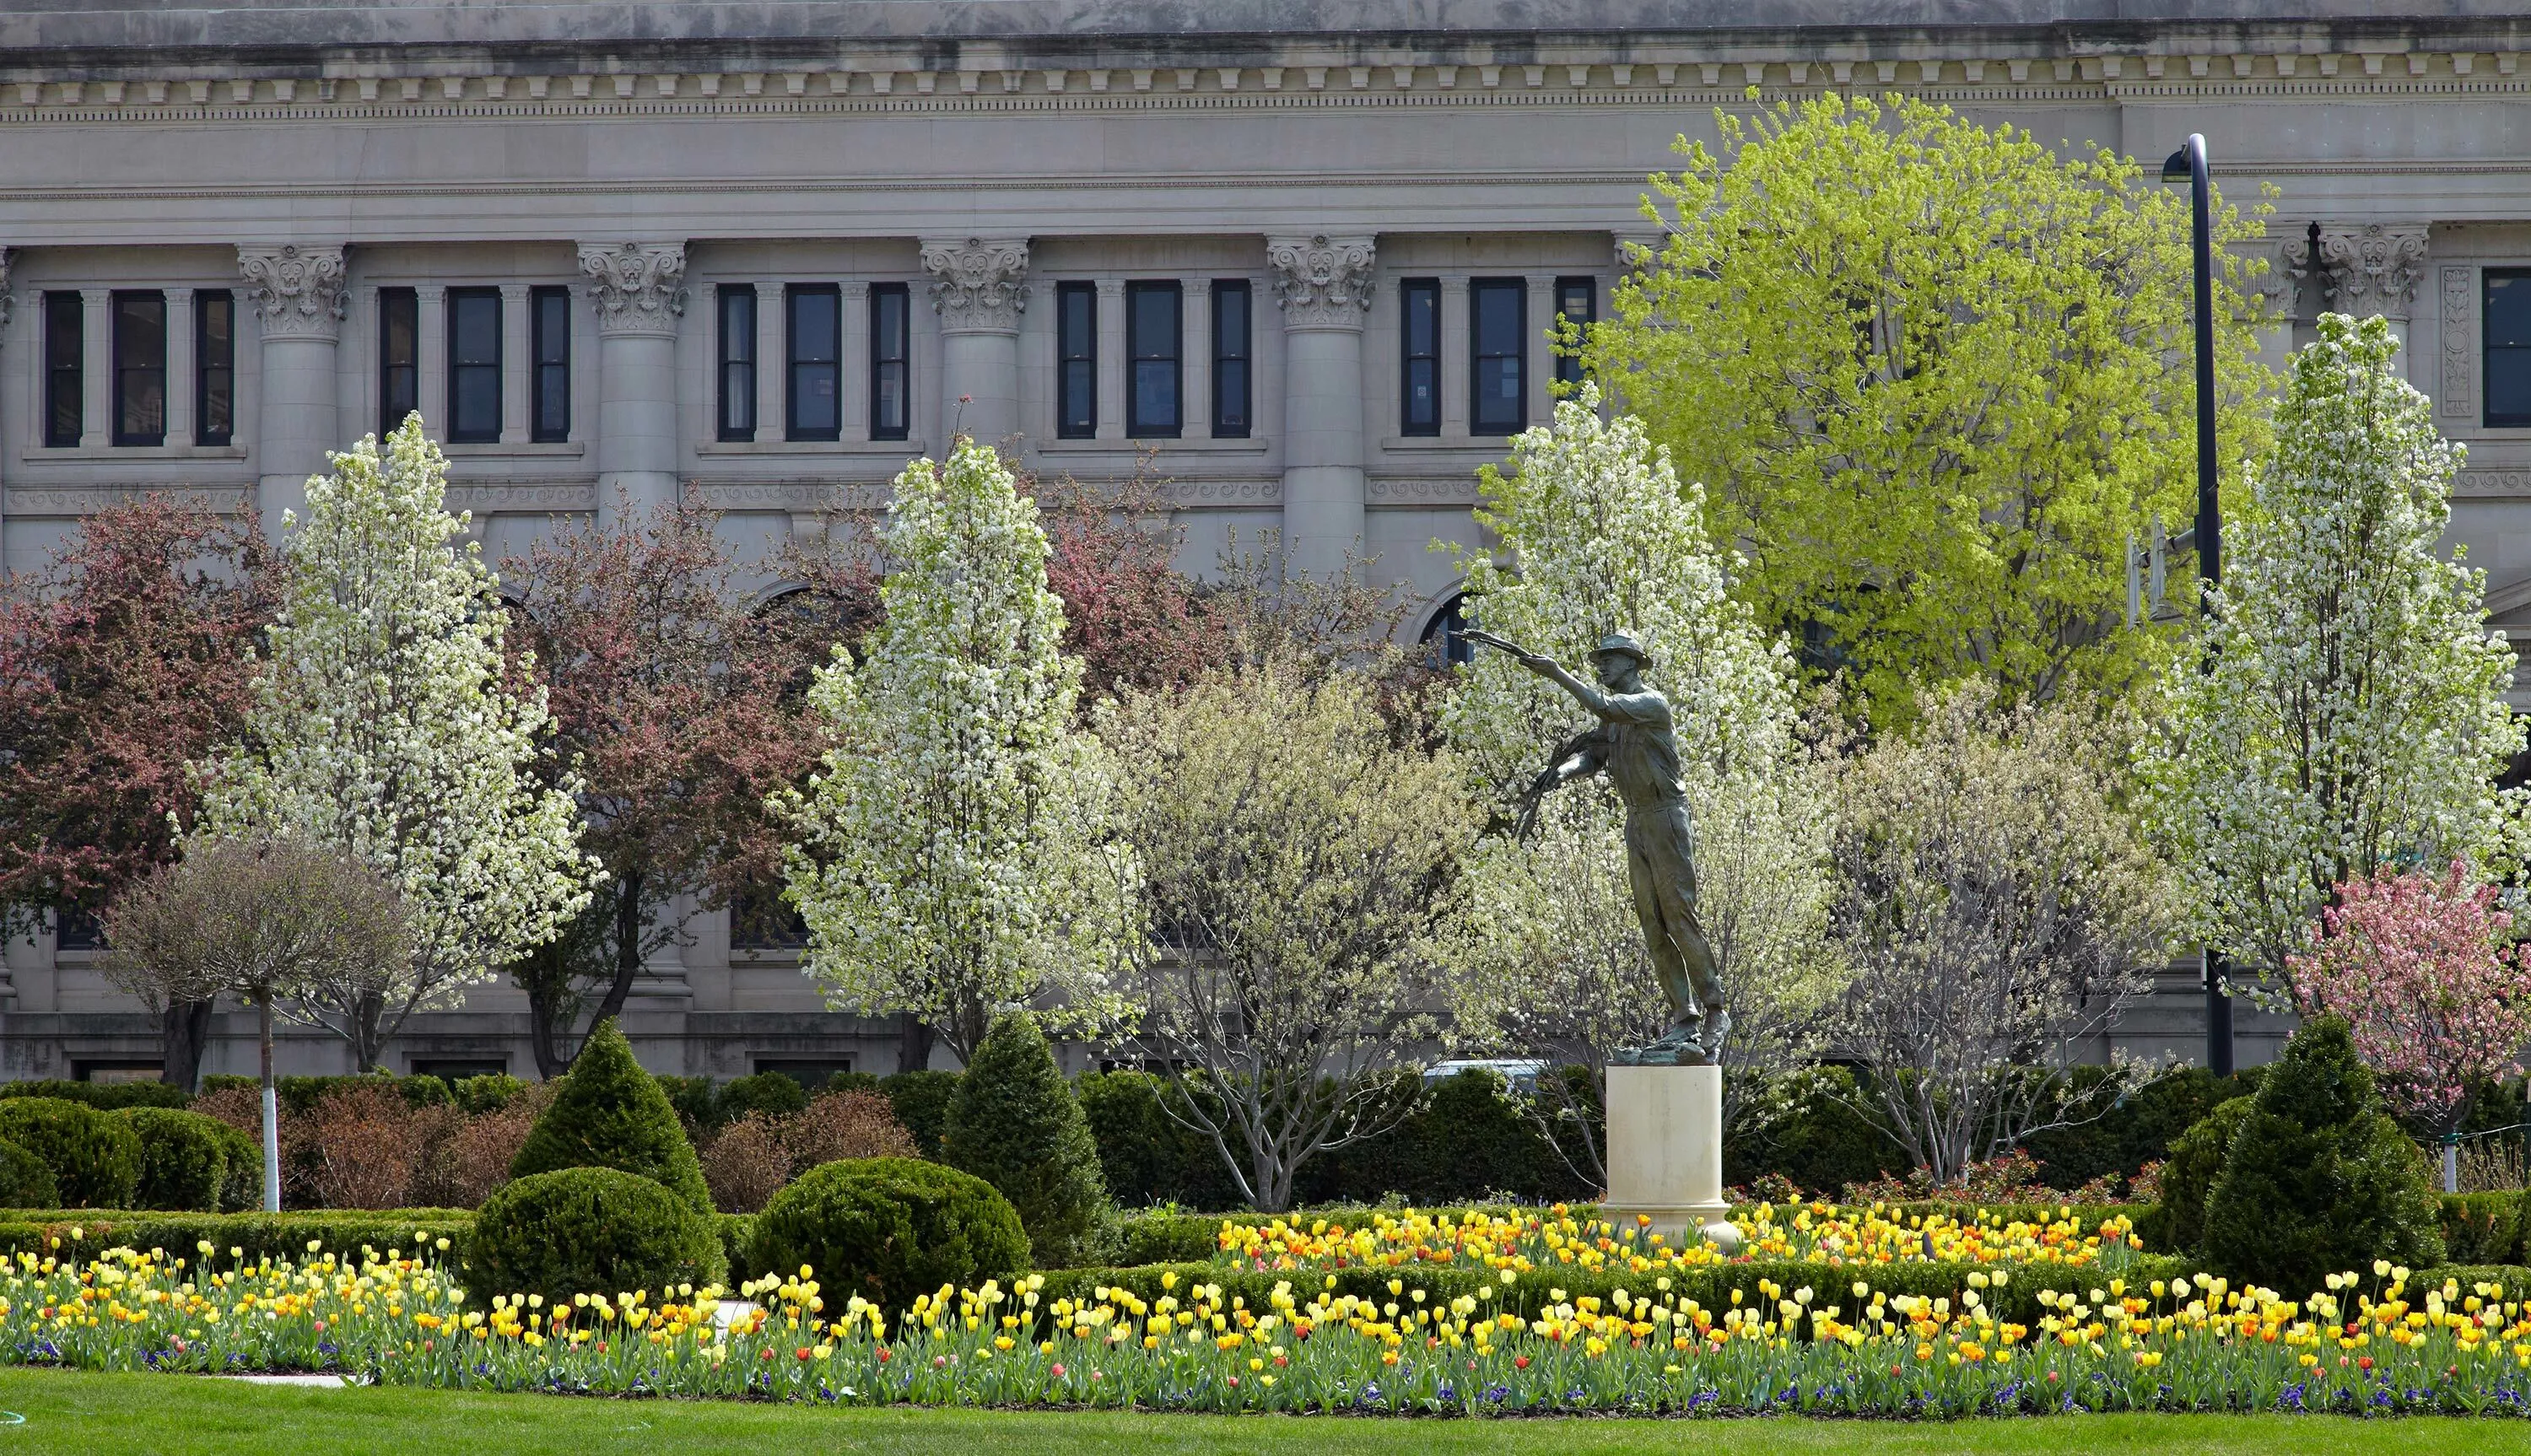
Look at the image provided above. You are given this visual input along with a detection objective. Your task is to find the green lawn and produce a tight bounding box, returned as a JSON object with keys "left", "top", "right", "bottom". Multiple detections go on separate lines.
{"left": 0, "top": 1369, "right": 2507, "bottom": 1456}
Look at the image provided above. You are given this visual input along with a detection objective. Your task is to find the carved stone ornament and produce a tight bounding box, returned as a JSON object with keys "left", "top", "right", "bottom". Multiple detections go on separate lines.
{"left": 920, "top": 236, "right": 1030, "bottom": 334}
{"left": 236, "top": 243, "right": 348, "bottom": 339}
{"left": 2315, "top": 224, "right": 2431, "bottom": 321}
{"left": 578, "top": 241, "right": 688, "bottom": 337}
{"left": 0, "top": 246, "right": 12, "bottom": 339}
{"left": 1266, "top": 234, "right": 1377, "bottom": 328}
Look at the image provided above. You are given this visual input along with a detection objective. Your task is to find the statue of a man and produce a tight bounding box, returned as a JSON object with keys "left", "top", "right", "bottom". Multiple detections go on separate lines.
{"left": 1467, "top": 629, "right": 1729, "bottom": 1065}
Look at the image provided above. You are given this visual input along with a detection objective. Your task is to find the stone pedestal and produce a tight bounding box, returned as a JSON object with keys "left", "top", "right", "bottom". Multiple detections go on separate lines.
{"left": 1603, "top": 1063, "right": 1735, "bottom": 1247}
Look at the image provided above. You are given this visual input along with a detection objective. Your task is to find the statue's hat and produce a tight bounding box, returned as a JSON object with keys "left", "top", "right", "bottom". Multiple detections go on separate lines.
{"left": 1592, "top": 632, "right": 1654, "bottom": 667}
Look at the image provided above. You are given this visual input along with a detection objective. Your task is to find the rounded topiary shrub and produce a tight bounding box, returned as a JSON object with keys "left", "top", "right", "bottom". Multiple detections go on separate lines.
{"left": 720, "top": 1071, "right": 811, "bottom": 1122}
{"left": 942, "top": 1013, "right": 1109, "bottom": 1267}
{"left": 510, "top": 1019, "right": 715, "bottom": 1215}
{"left": 0, "top": 1136, "right": 60, "bottom": 1208}
{"left": 747, "top": 1157, "right": 1028, "bottom": 1313}
{"left": 467, "top": 1167, "right": 726, "bottom": 1303}
{"left": 209, "top": 1120, "right": 263, "bottom": 1212}
{"left": 120, "top": 1107, "right": 233, "bottom": 1211}
{"left": 2201, "top": 1016, "right": 2444, "bottom": 1296}
{"left": 0, "top": 1096, "right": 140, "bottom": 1208}
{"left": 2153, "top": 1094, "right": 2257, "bottom": 1254}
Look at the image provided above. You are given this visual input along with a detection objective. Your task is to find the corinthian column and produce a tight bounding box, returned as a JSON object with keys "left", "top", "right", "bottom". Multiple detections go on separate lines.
{"left": 238, "top": 243, "right": 348, "bottom": 537}
{"left": 2292, "top": 224, "right": 2430, "bottom": 375}
{"left": 1267, "top": 234, "right": 1375, "bottom": 580}
{"left": 580, "top": 241, "right": 688, "bottom": 526}
{"left": 921, "top": 236, "right": 1029, "bottom": 450}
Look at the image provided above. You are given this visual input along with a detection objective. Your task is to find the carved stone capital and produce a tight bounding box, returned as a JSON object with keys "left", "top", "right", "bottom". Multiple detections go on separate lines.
{"left": 578, "top": 241, "right": 688, "bottom": 337}
{"left": 237, "top": 243, "right": 348, "bottom": 340}
{"left": 2299, "top": 224, "right": 2430, "bottom": 321}
{"left": 920, "top": 236, "right": 1030, "bottom": 334}
{"left": 1266, "top": 234, "right": 1376, "bottom": 329}
{"left": 0, "top": 247, "right": 12, "bottom": 339}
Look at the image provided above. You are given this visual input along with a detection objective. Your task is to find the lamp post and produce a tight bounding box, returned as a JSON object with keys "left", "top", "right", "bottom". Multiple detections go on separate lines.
{"left": 2163, "top": 132, "right": 2232, "bottom": 1077}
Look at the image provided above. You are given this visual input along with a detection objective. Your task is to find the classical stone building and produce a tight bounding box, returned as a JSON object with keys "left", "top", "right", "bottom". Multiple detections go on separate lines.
{"left": 0, "top": 2, "right": 2516, "bottom": 1081}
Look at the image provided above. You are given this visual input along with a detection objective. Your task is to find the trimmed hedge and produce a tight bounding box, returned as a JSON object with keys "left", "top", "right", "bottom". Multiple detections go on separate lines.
{"left": 0, "top": 1081, "right": 190, "bottom": 1111}
{"left": 120, "top": 1108, "right": 232, "bottom": 1212}
{"left": 0, "top": 1139, "right": 57, "bottom": 1208}
{"left": 747, "top": 1158, "right": 1028, "bottom": 1314}
{"left": 2442, "top": 1191, "right": 2529, "bottom": 1266}
{"left": 882, "top": 1071, "right": 960, "bottom": 1162}
{"left": 0, "top": 1097, "right": 141, "bottom": 1208}
{"left": 467, "top": 1167, "right": 726, "bottom": 1303}
{"left": 0, "top": 1209, "right": 473, "bottom": 1265}
{"left": 720, "top": 1072, "right": 810, "bottom": 1121}
{"left": 200, "top": 1073, "right": 453, "bottom": 1115}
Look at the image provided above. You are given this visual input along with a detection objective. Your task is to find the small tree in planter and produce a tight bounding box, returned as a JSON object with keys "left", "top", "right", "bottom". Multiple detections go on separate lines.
{"left": 2286, "top": 860, "right": 2531, "bottom": 1192}
{"left": 97, "top": 835, "right": 409, "bottom": 1211}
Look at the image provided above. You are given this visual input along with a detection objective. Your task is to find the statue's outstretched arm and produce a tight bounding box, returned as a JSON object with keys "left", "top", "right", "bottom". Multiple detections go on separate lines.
{"left": 1463, "top": 629, "right": 1614, "bottom": 717}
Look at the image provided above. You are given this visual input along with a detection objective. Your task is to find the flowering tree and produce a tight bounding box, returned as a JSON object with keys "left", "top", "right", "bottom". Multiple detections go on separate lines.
{"left": 2143, "top": 315, "right": 2529, "bottom": 983}
{"left": 0, "top": 499, "right": 275, "bottom": 1087}
{"left": 2286, "top": 860, "right": 2531, "bottom": 1191}
{"left": 780, "top": 438, "right": 1137, "bottom": 1066}
{"left": 192, "top": 416, "right": 599, "bottom": 1070}
{"left": 1027, "top": 464, "right": 1224, "bottom": 703}
{"left": 501, "top": 496, "right": 829, "bottom": 1076}
{"left": 1435, "top": 387, "right": 1843, "bottom": 1169}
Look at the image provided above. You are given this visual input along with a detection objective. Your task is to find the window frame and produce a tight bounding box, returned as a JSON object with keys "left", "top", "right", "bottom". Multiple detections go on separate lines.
{"left": 1470, "top": 278, "right": 1528, "bottom": 435}
{"left": 785, "top": 283, "right": 842, "bottom": 443}
{"left": 1552, "top": 276, "right": 1596, "bottom": 392}
{"left": 528, "top": 284, "right": 571, "bottom": 443}
{"left": 377, "top": 286, "right": 419, "bottom": 437}
{"left": 1125, "top": 280, "right": 1184, "bottom": 439}
{"left": 1400, "top": 278, "right": 1441, "bottom": 437}
{"left": 1055, "top": 280, "right": 1098, "bottom": 439}
{"left": 110, "top": 289, "right": 168, "bottom": 448}
{"left": 716, "top": 283, "right": 757, "bottom": 442}
{"left": 870, "top": 282, "right": 910, "bottom": 441}
{"left": 2486, "top": 268, "right": 2531, "bottom": 429}
{"left": 194, "top": 289, "right": 235, "bottom": 447}
{"left": 1212, "top": 279, "right": 1253, "bottom": 439}
{"left": 43, "top": 291, "right": 83, "bottom": 449}
{"left": 444, "top": 285, "right": 503, "bottom": 444}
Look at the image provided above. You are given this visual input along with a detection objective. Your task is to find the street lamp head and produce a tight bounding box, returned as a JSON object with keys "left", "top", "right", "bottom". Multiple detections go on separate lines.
{"left": 2161, "top": 147, "right": 2190, "bottom": 185}
{"left": 2161, "top": 132, "right": 2207, "bottom": 186}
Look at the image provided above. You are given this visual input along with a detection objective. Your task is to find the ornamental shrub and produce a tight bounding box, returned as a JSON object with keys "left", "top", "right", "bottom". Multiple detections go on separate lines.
{"left": 746, "top": 1157, "right": 1028, "bottom": 1313}
{"left": 2201, "top": 1016, "right": 2445, "bottom": 1293}
{"left": 208, "top": 1119, "right": 261, "bottom": 1212}
{"left": 881, "top": 1070, "right": 960, "bottom": 1160}
{"left": 451, "top": 1073, "right": 529, "bottom": 1115}
{"left": 2154, "top": 1095, "right": 2257, "bottom": 1254}
{"left": 2439, "top": 1190, "right": 2528, "bottom": 1265}
{"left": 653, "top": 1076, "right": 721, "bottom": 1130}
{"left": 121, "top": 1108, "right": 232, "bottom": 1211}
{"left": 0, "top": 1080, "right": 189, "bottom": 1112}
{"left": 942, "top": 1013, "right": 1108, "bottom": 1266}
{"left": 720, "top": 1071, "right": 810, "bottom": 1121}
{"left": 0, "top": 1138, "right": 58, "bottom": 1208}
{"left": 467, "top": 1167, "right": 725, "bottom": 1304}
{"left": 0, "top": 1097, "right": 140, "bottom": 1208}
{"left": 510, "top": 1020, "right": 714, "bottom": 1215}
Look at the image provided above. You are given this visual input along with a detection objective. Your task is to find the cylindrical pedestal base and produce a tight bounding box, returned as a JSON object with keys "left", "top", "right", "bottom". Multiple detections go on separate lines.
{"left": 1603, "top": 1063, "right": 1734, "bottom": 1247}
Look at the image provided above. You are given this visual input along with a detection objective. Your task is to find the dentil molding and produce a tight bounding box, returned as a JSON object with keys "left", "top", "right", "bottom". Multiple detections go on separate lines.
{"left": 1266, "top": 234, "right": 1376, "bottom": 329}
{"left": 235, "top": 243, "right": 348, "bottom": 340}
{"left": 579, "top": 242, "right": 688, "bottom": 337}
{"left": 920, "top": 236, "right": 1030, "bottom": 334}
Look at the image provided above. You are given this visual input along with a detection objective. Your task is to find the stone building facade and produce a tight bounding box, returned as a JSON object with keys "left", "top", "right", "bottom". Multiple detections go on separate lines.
{"left": 0, "top": 2, "right": 2518, "bottom": 1081}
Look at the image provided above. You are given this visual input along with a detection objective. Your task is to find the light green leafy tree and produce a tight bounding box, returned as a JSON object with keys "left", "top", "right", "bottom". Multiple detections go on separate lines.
{"left": 1433, "top": 386, "right": 1843, "bottom": 1177}
{"left": 780, "top": 438, "right": 1137, "bottom": 1066}
{"left": 1587, "top": 92, "right": 2271, "bottom": 726}
{"left": 2142, "top": 314, "right": 2529, "bottom": 984}
{"left": 192, "top": 415, "right": 598, "bottom": 1070}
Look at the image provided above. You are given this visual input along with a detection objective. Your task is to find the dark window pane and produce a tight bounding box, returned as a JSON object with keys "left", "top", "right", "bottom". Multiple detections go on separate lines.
{"left": 719, "top": 285, "right": 756, "bottom": 440}
{"left": 451, "top": 292, "right": 499, "bottom": 364}
{"left": 871, "top": 283, "right": 909, "bottom": 440}
{"left": 788, "top": 285, "right": 840, "bottom": 441}
{"left": 196, "top": 291, "right": 234, "bottom": 445}
{"left": 112, "top": 291, "right": 166, "bottom": 446}
{"left": 1057, "top": 282, "right": 1097, "bottom": 438}
{"left": 45, "top": 292, "right": 82, "bottom": 448}
{"left": 531, "top": 286, "right": 569, "bottom": 441}
{"left": 446, "top": 288, "right": 501, "bottom": 441}
{"left": 1471, "top": 279, "right": 1526, "bottom": 433}
{"left": 2488, "top": 272, "right": 2531, "bottom": 427}
{"left": 379, "top": 288, "right": 418, "bottom": 435}
{"left": 1553, "top": 277, "right": 1595, "bottom": 390}
{"left": 1126, "top": 282, "right": 1179, "bottom": 436}
{"left": 1400, "top": 279, "right": 1440, "bottom": 435}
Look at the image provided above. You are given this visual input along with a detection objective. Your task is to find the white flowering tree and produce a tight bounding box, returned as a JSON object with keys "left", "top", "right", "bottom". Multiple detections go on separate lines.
{"left": 1435, "top": 386, "right": 1844, "bottom": 1179}
{"left": 192, "top": 416, "right": 598, "bottom": 1070}
{"left": 2143, "top": 314, "right": 2530, "bottom": 984}
{"left": 780, "top": 438, "right": 1136, "bottom": 1066}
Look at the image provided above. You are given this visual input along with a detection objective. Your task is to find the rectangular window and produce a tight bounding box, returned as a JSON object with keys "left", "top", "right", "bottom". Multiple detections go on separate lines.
{"left": 195, "top": 290, "right": 234, "bottom": 446}
{"left": 530, "top": 285, "right": 570, "bottom": 442}
{"left": 1212, "top": 280, "right": 1252, "bottom": 438}
{"left": 1125, "top": 281, "right": 1182, "bottom": 437}
{"left": 716, "top": 284, "right": 756, "bottom": 441}
{"left": 786, "top": 283, "right": 840, "bottom": 442}
{"left": 1471, "top": 278, "right": 1527, "bottom": 434}
{"left": 871, "top": 283, "right": 909, "bottom": 440}
{"left": 1400, "top": 278, "right": 1440, "bottom": 436}
{"left": 2488, "top": 270, "right": 2531, "bottom": 428}
{"left": 445, "top": 287, "right": 502, "bottom": 443}
{"left": 1553, "top": 276, "right": 1596, "bottom": 391}
{"left": 1056, "top": 281, "right": 1097, "bottom": 439}
{"left": 111, "top": 290, "right": 166, "bottom": 447}
{"left": 44, "top": 292, "right": 82, "bottom": 448}
{"left": 378, "top": 287, "right": 418, "bottom": 435}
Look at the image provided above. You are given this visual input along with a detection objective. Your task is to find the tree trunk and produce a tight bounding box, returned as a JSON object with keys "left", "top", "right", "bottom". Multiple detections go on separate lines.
{"left": 258, "top": 994, "right": 281, "bottom": 1213}
{"left": 586, "top": 871, "right": 647, "bottom": 1034}
{"left": 350, "top": 987, "right": 386, "bottom": 1073}
{"left": 523, "top": 974, "right": 573, "bottom": 1080}
{"left": 159, "top": 995, "right": 216, "bottom": 1093}
{"left": 897, "top": 1013, "right": 935, "bottom": 1075}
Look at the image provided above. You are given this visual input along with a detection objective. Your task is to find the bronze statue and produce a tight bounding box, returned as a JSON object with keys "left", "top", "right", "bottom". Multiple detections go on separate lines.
{"left": 1465, "top": 628, "right": 1729, "bottom": 1066}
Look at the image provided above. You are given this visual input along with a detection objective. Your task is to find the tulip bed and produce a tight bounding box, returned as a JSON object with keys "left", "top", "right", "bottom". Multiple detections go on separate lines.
{"left": 3, "top": 1232, "right": 2529, "bottom": 1418}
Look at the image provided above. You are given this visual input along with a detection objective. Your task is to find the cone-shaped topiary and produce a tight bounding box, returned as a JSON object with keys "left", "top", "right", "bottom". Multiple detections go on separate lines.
{"left": 2153, "top": 1094, "right": 2256, "bottom": 1254}
{"left": 2201, "top": 1015, "right": 2444, "bottom": 1295}
{"left": 510, "top": 1018, "right": 715, "bottom": 1215}
{"left": 942, "top": 1011, "right": 1109, "bottom": 1266}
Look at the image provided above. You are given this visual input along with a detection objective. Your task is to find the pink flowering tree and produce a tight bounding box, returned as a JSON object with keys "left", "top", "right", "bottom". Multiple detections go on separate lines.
{"left": 2286, "top": 860, "right": 2531, "bottom": 1189}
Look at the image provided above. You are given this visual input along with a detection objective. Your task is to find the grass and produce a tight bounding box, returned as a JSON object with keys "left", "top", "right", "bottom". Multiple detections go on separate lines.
{"left": 0, "top": 1368, "right": 2503, "bottom": 1456}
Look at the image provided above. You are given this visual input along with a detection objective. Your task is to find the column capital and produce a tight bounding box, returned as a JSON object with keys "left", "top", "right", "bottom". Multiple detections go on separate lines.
{"left": 0, "top": 247, "right": 13, "bottom": 339}
{"left": 237, "top": 243, "right": 348, "bottom": 340}
{"left": 2291, "top": 223, "right": 2431, "bottom": 322}
{"left": 921, "top": 236, "right": 1030, "bottom": 334}
{"left": 579, "top": 241, "right": 688, "bottom": 337}
{"left": 1266, "top": 234, "right": 1376, "bottom": 330}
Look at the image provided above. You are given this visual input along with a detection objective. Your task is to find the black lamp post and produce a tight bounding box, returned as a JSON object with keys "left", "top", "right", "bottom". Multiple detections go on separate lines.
{"left": 2163, "top": 132, "right": 2232, "bottom": 1077}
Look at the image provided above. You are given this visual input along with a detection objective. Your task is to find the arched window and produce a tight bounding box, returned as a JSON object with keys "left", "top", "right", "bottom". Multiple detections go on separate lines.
{"left": 1419, "top": 592, "right": 1474, "bottom": 666}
